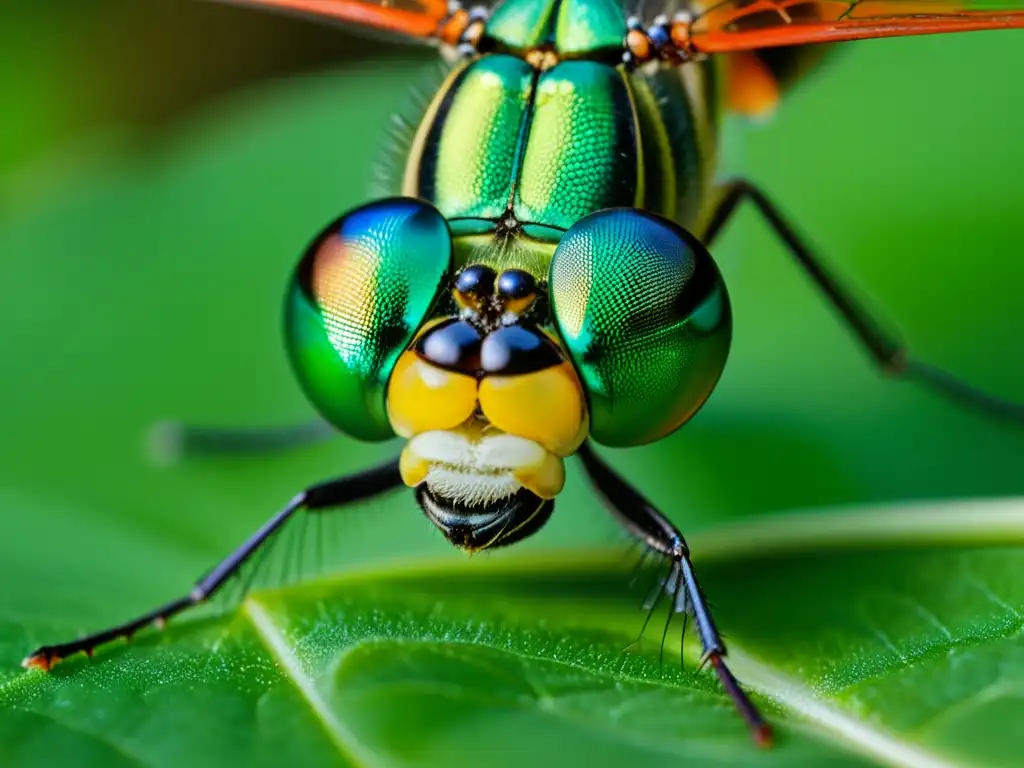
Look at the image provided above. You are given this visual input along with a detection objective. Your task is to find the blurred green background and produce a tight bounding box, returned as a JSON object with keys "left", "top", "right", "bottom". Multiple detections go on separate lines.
{"left": 1, "top": 2, "right": 1023, "bottom": 764}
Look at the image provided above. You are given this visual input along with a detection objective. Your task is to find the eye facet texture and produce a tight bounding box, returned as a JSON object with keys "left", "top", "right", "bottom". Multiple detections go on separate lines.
{"left": 549, "top": 208, "right": 732, "bottom": 447}
{"left": 285, "top": 198, "right": 453, "bottom": 441}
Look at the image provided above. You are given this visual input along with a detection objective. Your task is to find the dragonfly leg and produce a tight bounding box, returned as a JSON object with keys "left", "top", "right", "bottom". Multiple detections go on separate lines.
{"left": 705, "top": 179, "right": 1024, "bottom": 424}
{"left": 23, "top": 457, "right": 402, "bottom": 671}
{"left": 576, "top": 442, "right": 772, "bottom": 747}
{"left": 147, "top": 418, "right": 336, "bottom": 464}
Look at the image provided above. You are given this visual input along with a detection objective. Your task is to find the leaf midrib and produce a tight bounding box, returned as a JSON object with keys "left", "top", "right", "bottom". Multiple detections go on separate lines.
{"left": 244, "top": 599, "right": 377, "bottom": 768}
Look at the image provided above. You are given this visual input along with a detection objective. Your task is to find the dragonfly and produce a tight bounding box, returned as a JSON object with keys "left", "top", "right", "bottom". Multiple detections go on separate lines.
{"left": 22, "top": 0, "right": 1024, "bottom": 746}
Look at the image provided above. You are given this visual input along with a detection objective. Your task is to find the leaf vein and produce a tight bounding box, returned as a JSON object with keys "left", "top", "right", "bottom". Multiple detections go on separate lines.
{"left": 242, "top": 598, "right": 376, "bottom": 768}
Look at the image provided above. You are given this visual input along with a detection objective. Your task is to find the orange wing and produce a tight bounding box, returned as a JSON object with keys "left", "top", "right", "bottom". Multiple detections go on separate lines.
{"left": 214, "top": 0, "right": 465, "bottom": 43}
{"left": 684, "top": 0, "right": 1024, "bottom": 52}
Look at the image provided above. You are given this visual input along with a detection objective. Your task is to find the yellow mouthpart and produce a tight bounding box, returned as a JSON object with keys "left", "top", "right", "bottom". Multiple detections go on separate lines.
{"left": 387, "top": 351, "right": 478, "bottom": 439}
{"left": 386, "top": 350, "right": 588, "bottom": 458}
{"left": 399, "top": 425, "right": 566, "bottom": 503}
{"left": 478, "top": 362, "right": 588, "bottom": 458}
{"left": 386, "top": 339, "right": 589, "bottom": 504}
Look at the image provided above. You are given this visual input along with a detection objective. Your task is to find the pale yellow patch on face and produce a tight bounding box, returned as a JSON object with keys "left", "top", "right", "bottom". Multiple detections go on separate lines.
{"left": 399, "top": 424, "right": 566, "bottom": 505}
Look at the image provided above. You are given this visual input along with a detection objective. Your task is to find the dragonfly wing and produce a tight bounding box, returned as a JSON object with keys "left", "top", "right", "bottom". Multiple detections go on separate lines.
{"left": 212, "top": 0, "right": 463, "bottom": 44}
{"left": 684, "top": 0, "right": 1024, "bottom": 52}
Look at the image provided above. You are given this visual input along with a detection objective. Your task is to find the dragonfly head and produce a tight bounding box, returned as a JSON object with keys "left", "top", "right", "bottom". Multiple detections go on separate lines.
{"left": 387, "top": 262, "right": 587, "bottom": 551}
{"left": 285, "top": 199, "right": 731, "bottom": 552}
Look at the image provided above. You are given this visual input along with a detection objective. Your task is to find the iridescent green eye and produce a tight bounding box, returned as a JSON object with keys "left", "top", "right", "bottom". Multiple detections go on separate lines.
{"left": 549, "top": 209, "right": 731, "bottom": 447}
{"left": 284, "top": 198, "right": 453, "bottom": 441}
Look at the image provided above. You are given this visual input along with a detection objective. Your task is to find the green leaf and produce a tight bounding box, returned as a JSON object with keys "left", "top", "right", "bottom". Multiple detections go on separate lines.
{"left": 2, "top": 32, "right": 1024, "bottom": 768}
{"left": 5, "top": 507, "right": 1024, "bottom": 767}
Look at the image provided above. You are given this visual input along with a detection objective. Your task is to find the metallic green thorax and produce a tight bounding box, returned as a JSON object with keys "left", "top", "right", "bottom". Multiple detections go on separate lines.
{"left": 414, "top": 56, "right": 534, "bottom": 223}
{"left": 404, "top": 48, "right": 719, "bottom": 260}
{"left": 515, "top": 62, "right": 638, "bottom": 230}
{"left": 486, "top": 0, "right": 627, "bottom": 54}
{"left": 408, "top": 57, "right": 641, "bottom": 238}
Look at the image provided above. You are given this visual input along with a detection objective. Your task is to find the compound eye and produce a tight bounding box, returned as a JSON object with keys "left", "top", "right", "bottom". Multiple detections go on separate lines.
{"left": 549, "top": 209, "right": 732, "bottom": 447}
{"left": 284, "top": 198, "right": 453, "bottom": 441}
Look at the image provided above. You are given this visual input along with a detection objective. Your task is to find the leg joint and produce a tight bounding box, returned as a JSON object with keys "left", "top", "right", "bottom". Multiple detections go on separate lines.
{"left": 669, "top": 537, "right": 688, "bottom": 560}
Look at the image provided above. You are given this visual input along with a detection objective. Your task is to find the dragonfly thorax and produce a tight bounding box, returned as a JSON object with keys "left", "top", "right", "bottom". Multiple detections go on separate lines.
{"left": 402, "top": 49, "right": 719, "bottom": 255}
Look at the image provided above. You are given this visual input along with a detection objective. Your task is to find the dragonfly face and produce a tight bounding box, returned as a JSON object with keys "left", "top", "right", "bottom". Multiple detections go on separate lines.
{"left": 286, "top": 196, "right": 731, "bottom": 550}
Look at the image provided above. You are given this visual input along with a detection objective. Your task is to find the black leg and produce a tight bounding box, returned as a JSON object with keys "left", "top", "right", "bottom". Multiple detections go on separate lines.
{"left": 576, "top": 442, "right": 771, "bottom": 746}
{"left": 147, "top": 418, "right": 336, "bottom": 463}
{"left": 23, "top": 457, "right": 402, "bottom": 671}
{"left": 705, "top": 179, "right": 1024, "bottom": 424}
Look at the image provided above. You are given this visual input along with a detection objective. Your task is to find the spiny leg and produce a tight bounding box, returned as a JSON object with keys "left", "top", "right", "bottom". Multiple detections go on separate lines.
{"left": 23, "top": 457, "right": 402, "bottom": 671}
{"left": 576, "top": 442, "right": 771, "bottom": 747}
{"left": 705, "top": 179, "right": 1024, "bottom": 424}
{"left": 147, "top": 418, "right": 336, "bottom": 464}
